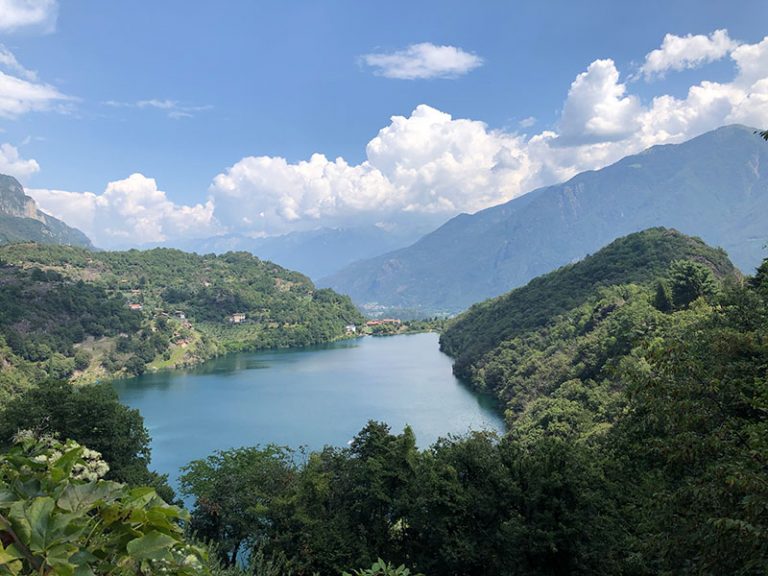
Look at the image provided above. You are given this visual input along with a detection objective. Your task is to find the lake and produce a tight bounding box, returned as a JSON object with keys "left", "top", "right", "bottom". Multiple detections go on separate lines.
{"left": 113, "top": 332, "right": 505, "bottom": 487}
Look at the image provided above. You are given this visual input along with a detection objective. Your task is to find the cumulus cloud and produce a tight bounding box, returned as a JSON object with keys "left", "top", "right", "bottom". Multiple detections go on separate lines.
{"left": 361, "top": 43, "right": 483, "bottom": 79}
{"left": 26, "top": 31, "right": 768, "bottom": 248}
{"left": 210, "top": 105, "right": 536, "bottom": 235}
{"left": 558, "top": 59, "right": 643, "bottom": 144}
{"left": 640, "top": 29, "right": 738, "bottom": 80}
{"left": 0, "top": 142, "right": 38, "bottom": 181}
{"left": 206, "top": 32, "right": 768, "bottom": 239}
{"left": 28, "top": 173, "right": 220, "bottom": 248}
{"left": 0, "top": 0, "right": 57, "bottom": 33}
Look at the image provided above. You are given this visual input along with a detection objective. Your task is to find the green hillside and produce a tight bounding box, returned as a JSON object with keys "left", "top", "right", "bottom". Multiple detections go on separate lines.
{"left": 440, "top": 227, "right": 739, "bottom": 383}
{"left": 169, "top": 239, "right": 768, "bottom": 574}
{"left": 2, "top": 231, "right": 767, "bottom": 575}
{"left": 0, "top": 243, "right": 364, "bottom": 400}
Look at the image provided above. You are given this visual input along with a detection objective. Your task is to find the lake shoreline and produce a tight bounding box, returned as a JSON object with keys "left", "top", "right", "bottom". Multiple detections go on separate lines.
{"left": 113, "top": 332, "right": 506, "bottom": 488}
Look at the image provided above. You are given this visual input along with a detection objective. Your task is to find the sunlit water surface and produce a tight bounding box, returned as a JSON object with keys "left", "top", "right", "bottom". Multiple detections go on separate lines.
{"left": 114, "top": 332, "right": 504, "bottom": 488}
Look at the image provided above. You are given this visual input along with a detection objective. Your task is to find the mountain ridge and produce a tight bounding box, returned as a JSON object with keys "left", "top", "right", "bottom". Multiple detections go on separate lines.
{"left": 0, "top": 174, "right": 94, "bottom": 249}
{"left": 438, "top": 227, "right": 739, "bottom": 382}
{"left": 323, "top": 124, "right": 768, "bottom": 313}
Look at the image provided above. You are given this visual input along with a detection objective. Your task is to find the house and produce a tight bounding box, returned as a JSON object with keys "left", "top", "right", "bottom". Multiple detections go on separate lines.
{"left": 174, "top": 311, "right": 186, "bottom": 319}
{"left": 128, "top": 303, "right": 143, "bottom": 311}
{"left": 345, "top": 324, "right": 357, "bottom": 334}
{"left": 229, "top": 313, "right": 247, "bottom": 324}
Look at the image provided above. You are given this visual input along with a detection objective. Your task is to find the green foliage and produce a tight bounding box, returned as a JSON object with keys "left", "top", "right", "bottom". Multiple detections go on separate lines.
{"left": 0, "top": 243, "right": 364, "bottom": 397}
{"left": 182, "top": 258, "right": 768, "bottom": 574}
{"left": 610, "top": 280, "right": 768, "bottom": 574}
{"left": 0, "top": 433, "right": 206, "bottom": 575}
{"left": 180, "top": 422, "right": 624, "bottom": 576}
{"left": 0, "top": 381, "right": 174, "bottom": 502}
{"left": 652, "top": 280, "right": 673, "bottom": 312}
{"left": 440, "top": 228, "right": 738, "bottom": 382}
{"left": 179, "top": 446, "right": 297, "bottom": 568}
{"left": 343, "top": 558, "right": 423, "bottom": 576}
{"left": 668, "top": 258, "right": 719, "bottom": 308}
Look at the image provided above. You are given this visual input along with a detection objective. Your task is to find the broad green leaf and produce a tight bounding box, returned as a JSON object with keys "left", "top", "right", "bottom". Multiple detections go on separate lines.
{"left": 125, "top": 530, "right": 177, "bottom": 561}
{"left": 68, "top": 550, "right": 98, "bottom": 566}
{"left": 122, "top": 487, "right": 157, "bottom": 509}
{"left": 0, "top": 542, "right": 22, "bottom": 564}
{"left": 0, "top": 488, "right": 16, "bottom": 507}
{"left": 7, "top": 501, "right": 32, "bottom": 544}
{"left": 51, "top": 448, "right": 82, "bottom": 476}
{"left": 19, "top": 497, "right": 56, "bottom": 552}
{"left": 57, "top": 482, "right": 119, "bottom": 513}
{"left": 73, "top": 565, "right": 96, "bottom": 576}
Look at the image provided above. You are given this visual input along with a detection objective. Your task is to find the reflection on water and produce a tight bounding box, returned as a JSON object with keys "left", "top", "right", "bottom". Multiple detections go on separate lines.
{"left": 113, "top": 332, "right": 504, "bottom": 488}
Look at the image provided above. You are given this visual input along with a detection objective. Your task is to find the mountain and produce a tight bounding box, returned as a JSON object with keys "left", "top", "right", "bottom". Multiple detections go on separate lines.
{"left": 439, "top": 227, "right": 739, "bottom": 383}
{"left": 170, "top": 225, "right": 423, "bottom": 280}
{"left": 323, "top": 125, "right": 768, "bottom": 314}
{"left": 0, "top": 174, "right": 93, "bottom": 248}
{"left": 165, "top": 215, "right": 447, "bottom": 280}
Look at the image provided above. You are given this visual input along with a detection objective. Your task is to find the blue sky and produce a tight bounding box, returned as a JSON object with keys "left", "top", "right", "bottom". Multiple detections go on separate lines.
{"left": 0, "top": 0, "right": 766, "bottom": 247}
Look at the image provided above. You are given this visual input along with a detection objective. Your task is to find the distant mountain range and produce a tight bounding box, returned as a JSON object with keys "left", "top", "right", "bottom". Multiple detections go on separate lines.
{"left": 164, "top": 215, "right": 445, "bottom": 280}
{"left": 0, "top": 174, "right": 93, "bottom": 249}
{"left": 322, "top": 125, "right": 768, "bottom": 314}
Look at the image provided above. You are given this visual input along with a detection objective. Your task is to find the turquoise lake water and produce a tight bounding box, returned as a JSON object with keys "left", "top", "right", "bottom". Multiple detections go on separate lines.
{"left": 113, "top": 332, "right": 505, "bottom": 487}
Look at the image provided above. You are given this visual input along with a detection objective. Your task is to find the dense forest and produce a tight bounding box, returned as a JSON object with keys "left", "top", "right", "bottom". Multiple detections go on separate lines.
{"left": 164, "top": 229, "right": 766, "bottom": 575}
{"left": 2, "top": 228, "right": 765, "bottom": 575}
{"left": 0, "top": 244, "right": 364, "bottom": 400}
{"left": 439, "top": 227, "right": 739, "bottom": 383}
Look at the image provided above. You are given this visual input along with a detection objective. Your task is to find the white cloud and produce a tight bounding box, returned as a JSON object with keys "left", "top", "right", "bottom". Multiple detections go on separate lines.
{"left": 558, "top": 59, "right": 643, "bottom": 144}
{"left": 0, "top": 142, "right": 38, "bottom": 181}
{"left": 0, "top": 0, "right": 57, "bottom": 33}
{"left": 731, "top": 36, "right": 768, "bottom": 87}
{"left": 210, "top": 105, "right": 536, "bottom": 235}
{"left": 0, "top": 70, "right": 70, "bottom": 117}
{"left": 28, "top": 173, "right": 220, "bottom": 248}
{"left": 519, "top": 116, "right": 536, "bottom": 128}
{"left": 0, "top": 45, "right": 37, "bottom": 80}
{"left": 104, "top": 98, "right": 212, "bottom": 119}
{"left": 640, "top": 29, "right": 738, "bottom": 80}
{"left": 24, "top": 31, "right": 768, "bottom": 248}
{"left": 207, "top": 33, "right": 768, "bottom": 240}
{"left": 0, "top": 46, "right": 70, "bottom": 117}
{"left": 361, "top": 43, "right": 483, "bottom": 80}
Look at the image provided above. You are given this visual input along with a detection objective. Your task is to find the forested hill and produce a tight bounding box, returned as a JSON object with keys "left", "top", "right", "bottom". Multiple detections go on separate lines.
{"left": 0, "top": 243, "right": 364, "bottom": 400}
{"left": 0, "top": 174, "right": 94, "bottom": 248}
{"left": 324, "top": 124, "right": 767, "bottom": 314}
{"left": 2, "top": 239, "right": 767, "bottom": 574}
{"left": 440, "top": 227, "right": 739, "bottom": 381}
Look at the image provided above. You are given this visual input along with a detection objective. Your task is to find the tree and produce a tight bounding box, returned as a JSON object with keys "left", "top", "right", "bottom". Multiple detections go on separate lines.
{"left": 179, "top": 446, "right": 297, "bottom": 567}
{"left": 614, "top": 279, "right": 768, "bottom": 574}
{"left": 652, "top": 280, "right": 673, "bottom": 312}
{"left": 668, "top": 259, "right": 718, "bottom": 308}
{"left": 0, "top": 381, "right": 174, "bottom": 502}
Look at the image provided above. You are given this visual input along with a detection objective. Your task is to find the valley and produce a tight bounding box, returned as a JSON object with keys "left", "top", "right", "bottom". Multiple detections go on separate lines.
{"left": 0, "top": 51, "right": 765, "bottom": 573}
